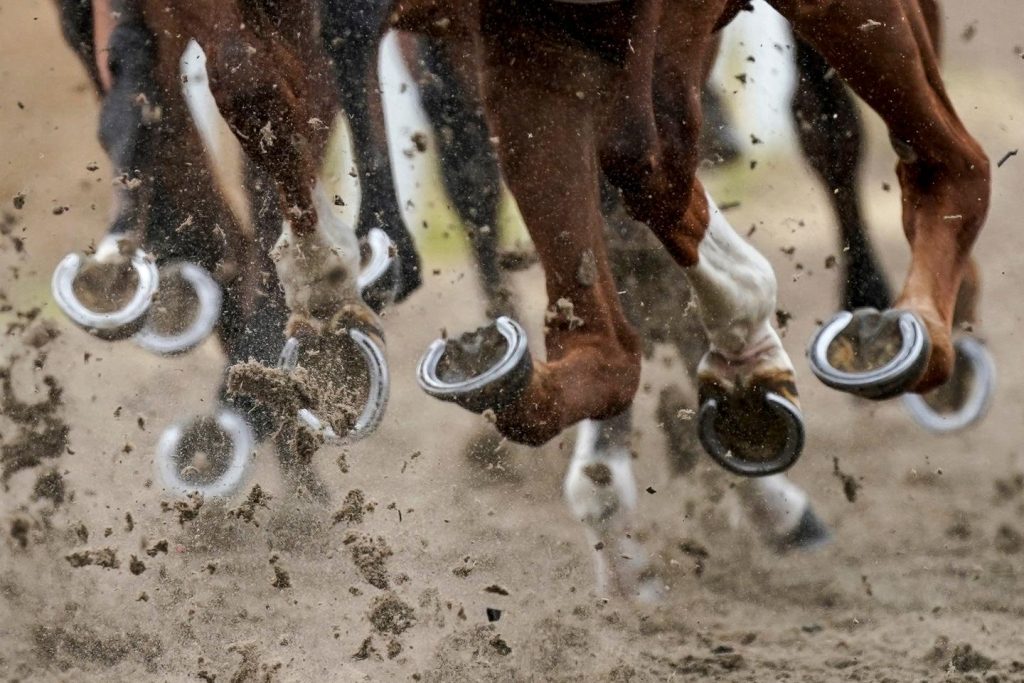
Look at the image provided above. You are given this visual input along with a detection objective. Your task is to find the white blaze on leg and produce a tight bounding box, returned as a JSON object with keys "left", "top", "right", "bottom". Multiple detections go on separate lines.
{"left": 736, "top": 474, "right": 809, "bottom": 537}
{"left": 684, "top": 191, "right": 794, "bottom": 378}
{"left": 271, "top": 182, "right": 361, "bottom": 320}
{"left": 564, "top": 415, "right": 660, "bottom": 602}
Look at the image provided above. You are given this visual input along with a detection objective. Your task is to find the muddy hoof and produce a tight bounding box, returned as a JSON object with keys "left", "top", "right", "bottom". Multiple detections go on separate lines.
{"left": 902, "top": 336, "right": 995, "bottom": 434}
{"left": 417, "top": 316, "right": 532, "bottom": 414}
{"left": 772, "top": 507, "right": 832, "bottom": 555}
{"left": 134, "top": 262, "right": 221, "bottom": 355}
{"left": 357, "top": 228, "right": 400, "bottom": 313}
{"left": 51, "top": 234, "right": 159, "bottom": 340}
{"left": 156, "top": 410, "right": 254, "bottom": 497}
{"left": 276, "top": 323, "right": 389, "bottom": 442}
{"left": 698, "top": 388, "right": 804, "bottom": 477}
{"left": 808, "top": 308, "right": 930, "bottom": 400}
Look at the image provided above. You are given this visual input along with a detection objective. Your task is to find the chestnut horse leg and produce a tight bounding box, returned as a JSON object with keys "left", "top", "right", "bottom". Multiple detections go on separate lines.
{"left": 418, "top": 4, "right": 644, "bottom": 446}
{"left": 779, "top": 0, "right": 991, "bottom": 398}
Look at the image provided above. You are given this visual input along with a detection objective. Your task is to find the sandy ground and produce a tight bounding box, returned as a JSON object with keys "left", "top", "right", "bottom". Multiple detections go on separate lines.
{"left": 3, "top": 1, "right": 1024, "bottom": 681}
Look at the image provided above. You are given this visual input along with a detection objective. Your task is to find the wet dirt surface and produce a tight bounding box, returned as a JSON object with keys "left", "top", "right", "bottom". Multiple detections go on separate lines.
{"left": 4, "top": 1, "right": 1024, "bottom": 680}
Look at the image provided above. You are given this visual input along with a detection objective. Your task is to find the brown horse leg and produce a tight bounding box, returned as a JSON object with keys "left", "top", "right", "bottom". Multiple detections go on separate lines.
{"left": 487, "top": 73, "right": 643, "bottom": 444}
{"left": 419, "top": 20, "right": 642, "bottom": 446}
{"left": 776, "top": 0, "right": 990, "bottom": 397}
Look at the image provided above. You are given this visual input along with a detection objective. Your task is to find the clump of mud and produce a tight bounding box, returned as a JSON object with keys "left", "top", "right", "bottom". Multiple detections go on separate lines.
{"left": 227, "top": 641, "right": 282, "bottom": 682}
{"left": 368, "top": 593, "right": 415, "bottom": 635}
{"left": 333, "top": 489, "right": 371, "bottom": 526}
{"left": 31, "top": 468, "right": 66, "bottom": 506}
{"left": 1, "top": 365, "right": 69, "bottom": 484}
{"left": 832, "top": 457, "right": 861, "bottom": 503}
{"left": 230, "top": 484, "right": 272, "bottom": 526}
{"left": 161, "top": 492, "right": 204, "bottom": 525}
{"left": 925, "top": 637, "right": 996, "bottom": 673}
{"left": 421, "top": 626, "right": 514, "bottom": 682}
{"left": 65, "top": 547, "right": 120, "bottom": 569}
{"left": 344, "top": 531, "right": 393, "bottom": 589}
{"left": 226, "top": 331, "right": 367, "bottom": 457}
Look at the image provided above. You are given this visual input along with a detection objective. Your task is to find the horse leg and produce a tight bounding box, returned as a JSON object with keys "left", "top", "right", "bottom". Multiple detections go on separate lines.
{"left": 608, "top": 161, "right": 805, "bottom": 477}
{"left": 565, "top": 410, "right": 662, "bottom": 602}
{"left": 193, "top": 4, "right": 388, "bottom": 441}
{"left": 790, "top": 36, "right": 891, "bottom": 311}
{"left": 322, "top": 0, "right": 421, "bottom": 306}
{"left": 414, "top": 33, "right": 514, "bottom": 320}
{"left": 603, "top": 183, "right": 827, "bottom": 549}
{"left": 777, "top": 0, "right": 991, "bottom": 398}
{"left": 53, "top": 0, "right": 103, "bottom": 92}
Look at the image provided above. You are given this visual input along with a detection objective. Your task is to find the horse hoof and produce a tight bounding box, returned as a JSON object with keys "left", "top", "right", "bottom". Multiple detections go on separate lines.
{"left": 417, "top": 316, "right": 532, "bottom": 414}
{"left": 156, "top": 409, "right": 254, "bottom": 497}
{"left": 133, "top": 262, "right": 221, "bottom": 355}
{"left": 808, "top": 308, "right": 930, "bottom": 400}
{"left": 276, "top": 325, "right": 389, "bottom": 442}
{"left": 772, "top": 507, "right": 832, "bottom": 555}
{"left": 902, "top": 336, "right": 995, "bottom": 434}
{"left": 51, "top": 234, "right": 159, "bottom": 340}
{"left": 357, "top": 228, "right": 400, "bottom": 313}
{"left": 698, "top": 389, "right": 804, "bottom": 477}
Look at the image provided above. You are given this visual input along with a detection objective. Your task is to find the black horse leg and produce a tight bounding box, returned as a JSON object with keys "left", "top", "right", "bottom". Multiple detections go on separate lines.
{"left": 321, "top": 0, "right": 422, "bottom": 303}
{"left": 416, "top": 35, "right": 513, "bottom": 319}
{"left": 790, "top": 35, "right": 891, "bottom": 311}
{"left": 55, "top": 0, "right": 103, "bottom": 92}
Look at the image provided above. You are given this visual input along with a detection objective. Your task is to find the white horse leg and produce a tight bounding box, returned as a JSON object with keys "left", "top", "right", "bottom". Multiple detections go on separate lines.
{"left": 736, "top": 474, "right": 831, "bottom": 552}
{"left": 564, "top": 410, "right": 661, "bottom": 602}
{"left": 683, "top": 189, "right": 804, "bottom": 476}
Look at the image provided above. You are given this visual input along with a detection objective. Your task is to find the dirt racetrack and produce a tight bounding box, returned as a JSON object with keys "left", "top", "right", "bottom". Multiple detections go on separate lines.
{"left": 3, "top": 1, "right": 1024, "bottom": 680}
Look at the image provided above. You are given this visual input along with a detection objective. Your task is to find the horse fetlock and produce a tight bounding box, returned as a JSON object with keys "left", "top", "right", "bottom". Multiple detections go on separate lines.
{"left": 272, "top": 220, "right": 361, "bottom": 324}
